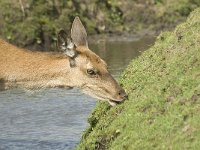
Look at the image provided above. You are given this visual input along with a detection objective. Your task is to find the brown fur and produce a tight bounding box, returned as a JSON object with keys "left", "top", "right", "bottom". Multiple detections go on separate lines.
{"left": 76, "top": 46, "right": 107, "bottom": 72}
{"left": 0, "top": 39, "right": 70, "bottom": 89}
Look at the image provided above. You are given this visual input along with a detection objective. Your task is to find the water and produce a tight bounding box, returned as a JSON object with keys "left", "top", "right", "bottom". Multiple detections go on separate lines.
{"left": 0, "top": 35, "right": 155, "bottom": 150}
{"left": 0, "top": 89, "right": 95, "bottom": 150}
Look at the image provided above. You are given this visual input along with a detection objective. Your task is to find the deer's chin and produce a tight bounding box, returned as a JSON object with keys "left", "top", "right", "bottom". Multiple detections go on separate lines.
{"left": 108, "top": 99, "right": 124, "bottom": 106}
{"left": 108, "top": 100, "right": 117, "bottom": 106}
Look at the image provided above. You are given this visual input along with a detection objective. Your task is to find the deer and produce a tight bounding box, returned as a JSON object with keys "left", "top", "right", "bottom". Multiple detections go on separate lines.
{"left": 0, "top": 17, "right": 128, "bottom": 106}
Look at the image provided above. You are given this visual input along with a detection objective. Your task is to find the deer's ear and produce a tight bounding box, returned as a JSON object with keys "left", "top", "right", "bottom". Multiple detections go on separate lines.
{"left": 71, "top": 17, "right": 88, "bottom": 47}
{"left": 57, "top": 29, "right": 77, "bottom": 58}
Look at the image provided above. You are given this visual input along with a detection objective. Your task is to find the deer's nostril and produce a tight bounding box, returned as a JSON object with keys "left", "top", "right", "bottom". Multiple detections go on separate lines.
{"left": 124, "top": 94, "right": 128, "bottom": 100}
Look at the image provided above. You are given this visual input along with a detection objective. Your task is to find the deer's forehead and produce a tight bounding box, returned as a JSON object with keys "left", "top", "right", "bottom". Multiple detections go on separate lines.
{"left": 86, "top": 53, "right": 107, "bottom": 70}
{"left": 76, "top": 47, "right": 107, "bottom": 70}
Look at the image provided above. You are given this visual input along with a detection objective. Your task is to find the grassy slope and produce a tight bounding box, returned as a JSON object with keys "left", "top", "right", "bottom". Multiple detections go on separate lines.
{"left": 77, "top": 8, "right": 200, "bottom": 150}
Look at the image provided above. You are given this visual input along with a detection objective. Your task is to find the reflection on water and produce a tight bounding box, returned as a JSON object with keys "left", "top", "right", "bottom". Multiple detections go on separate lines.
{"left": 0, "top": 36, "right": 155, "bottom": 150}
{"left": 90, "top": 36, "right": 155, "bottom": 77}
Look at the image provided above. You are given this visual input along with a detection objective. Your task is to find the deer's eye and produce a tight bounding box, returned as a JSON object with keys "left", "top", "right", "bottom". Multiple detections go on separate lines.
{"left": 87, "top": 69, "right": 97, "bottom": 76}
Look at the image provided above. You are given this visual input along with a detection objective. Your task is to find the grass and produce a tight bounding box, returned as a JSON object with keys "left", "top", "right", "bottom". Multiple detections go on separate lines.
{"left": 77, "top": 8, "right": 200, "bottom": 150}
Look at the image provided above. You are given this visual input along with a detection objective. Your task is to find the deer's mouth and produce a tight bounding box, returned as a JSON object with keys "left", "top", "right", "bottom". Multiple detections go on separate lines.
{"left": 82, "top": 87, "right": 124, "bottom": 106}
{"left": 108, "top": 99, "right": 122, "bottom": 106}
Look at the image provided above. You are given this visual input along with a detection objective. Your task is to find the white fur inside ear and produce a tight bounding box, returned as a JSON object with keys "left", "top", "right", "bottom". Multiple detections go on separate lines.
{"left": 65, "top": 48, "right": 76, "bottom": 58}
{"left": 67, "top": 42, "right": 74, "bottom": 49}
{"left": 64, "top": 40, "right": 76, "bottom": 58}
{"left": 60, "top": 44, "right": 67, "bottom": 51}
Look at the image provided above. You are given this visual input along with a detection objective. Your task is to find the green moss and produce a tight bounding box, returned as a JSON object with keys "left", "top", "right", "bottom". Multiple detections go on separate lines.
{"left": 77, "top": 8, "right": 200, "bottom": 150}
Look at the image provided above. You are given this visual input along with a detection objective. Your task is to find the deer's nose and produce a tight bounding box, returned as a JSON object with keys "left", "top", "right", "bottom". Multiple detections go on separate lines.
{"left": 123, "top": 94, "right": 128, "bottom": 100}
{"left": 118, "top": 90, "right": 128, "bottom": 100}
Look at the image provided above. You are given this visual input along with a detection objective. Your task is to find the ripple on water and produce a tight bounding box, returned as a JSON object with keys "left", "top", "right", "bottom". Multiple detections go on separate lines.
{"left": 0, "top": 89, "right": 96, "bottom": 150}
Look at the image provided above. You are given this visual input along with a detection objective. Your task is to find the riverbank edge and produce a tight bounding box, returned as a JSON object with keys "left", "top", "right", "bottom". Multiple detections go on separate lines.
{"left": 1, "top": 0, "right": 199, "bottom": 51}
{"left": 88, "top": 29, "right": 157, "bottom": 43}
{"left": 77, "top": 7, "right": 200, "bottom": 150}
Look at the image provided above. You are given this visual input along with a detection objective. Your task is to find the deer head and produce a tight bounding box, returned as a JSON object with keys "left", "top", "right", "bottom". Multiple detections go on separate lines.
{"left": 57, "top": 17, "right": 128, "bottom": 106}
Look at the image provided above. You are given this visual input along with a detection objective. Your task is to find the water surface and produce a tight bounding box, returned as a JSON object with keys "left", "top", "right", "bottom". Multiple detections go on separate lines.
{"left": 0, "top": 35, "right": 155, "bottom": 150}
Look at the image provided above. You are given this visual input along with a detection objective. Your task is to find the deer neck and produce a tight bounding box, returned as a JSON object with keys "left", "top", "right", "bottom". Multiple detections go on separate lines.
{"left": 3, "top": 51, "right": 73, "bottom": 90}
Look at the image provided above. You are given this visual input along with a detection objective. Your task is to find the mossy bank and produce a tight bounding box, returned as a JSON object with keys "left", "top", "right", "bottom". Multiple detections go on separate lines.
{"left": 77, "top": 8, "right": 200, "bottom": 150}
